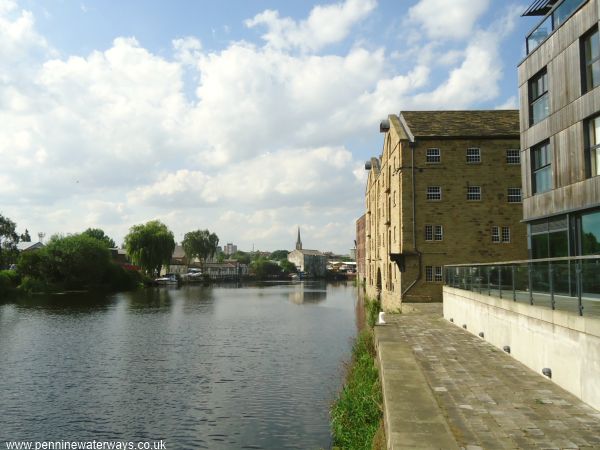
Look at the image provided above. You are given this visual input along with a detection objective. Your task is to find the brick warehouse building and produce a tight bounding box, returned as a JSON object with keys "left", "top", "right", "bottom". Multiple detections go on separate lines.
{"left": 355, "top": 214, "right": 366, "bottom": 284}
{"left": 364, "top": 111, "right": 528, "bottom": 310}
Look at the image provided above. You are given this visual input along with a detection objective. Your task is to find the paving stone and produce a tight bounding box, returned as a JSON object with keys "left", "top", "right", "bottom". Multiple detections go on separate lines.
{"left": 375, "top": 303, "right": 600, "bottom": 449}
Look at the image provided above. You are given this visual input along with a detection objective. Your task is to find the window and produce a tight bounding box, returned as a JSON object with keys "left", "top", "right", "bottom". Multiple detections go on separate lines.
{"left": 466, "top": 148, "right": 481, "bottom": 163}
{"left": 586, "top": 115, "right": 600, "bottom": 178}
{"left": 467, "top": 186, "right": 481, "bottom": 201}
{"left": 507, "top": 187, "right": 522, "bottom": 203}
{"left": 425, "top": 266, "right": 433, "bottom": 282}
{"left": 426, "top": 266, "right": 442, "bottom": 282}
{"left": 582, "top": 27, "right": 600, "bottom": 93}
{"left": 426, "top": 148, "right": 441, "bottom": 163}
{"left": 427, "top": 186, "right": 441, "bottom": 201}
{"left": 506, "top": 149, "right": 520, "bottom": 164}
{"left": 529, "top": 68, "right": 549, "bottom": 125}
{"left": 434, "top": 225, "right": 443, "bottom": 241}
{"left": 492, "top": 226, "right": 500, "bottom": 243}
{"left": 581, "top": 210, "right": 600, "bottom": 255}
{"left": 425, "top": 225, "right": 433, "bottom": 241}
{"left": 425, "top": 225, "right": 443, "bottom": 241}
{"left": 532, "top": 140, "right": 552, "bottom": 194}
{"left": 502, "top": 227, "right": 511, "bottom": 243}
{"left": 531, "top": 216, "right": 569, "bottom": 259}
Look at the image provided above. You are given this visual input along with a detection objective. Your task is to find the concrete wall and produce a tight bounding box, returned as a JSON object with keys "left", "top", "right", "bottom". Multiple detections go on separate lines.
{"left": 443, "top": 286, "right": 600, "bottom": 410}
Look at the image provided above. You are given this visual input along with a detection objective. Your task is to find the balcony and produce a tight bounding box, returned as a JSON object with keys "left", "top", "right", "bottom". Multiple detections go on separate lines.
{"left": 445, "top": 255, "right": 600, "bottom": 316}
{"left": 526, "top": 0, "right": 587, "bottom": 54}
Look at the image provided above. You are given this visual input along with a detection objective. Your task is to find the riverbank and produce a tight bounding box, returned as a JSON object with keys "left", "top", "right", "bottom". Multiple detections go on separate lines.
{"left": 331, "top": 295, "right": 385, "bottom": 450}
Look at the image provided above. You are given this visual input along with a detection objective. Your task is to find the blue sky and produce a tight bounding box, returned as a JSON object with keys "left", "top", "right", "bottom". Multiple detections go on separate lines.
{"left": 0, "top": 0, "right": 539, "bottom": 253}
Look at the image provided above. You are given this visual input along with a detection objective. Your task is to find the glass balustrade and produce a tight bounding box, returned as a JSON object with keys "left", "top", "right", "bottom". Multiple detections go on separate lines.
{"left": 445, "top": 256, "right": 600, "bottom": 316}
{"left": 526, "top": 0, "right": 587, "bottom": 54}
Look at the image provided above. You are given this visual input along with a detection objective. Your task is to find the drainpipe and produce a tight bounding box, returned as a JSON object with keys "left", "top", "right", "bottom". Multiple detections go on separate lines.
{"left": 401, "top": 140, "right": 422, "bottom": 299}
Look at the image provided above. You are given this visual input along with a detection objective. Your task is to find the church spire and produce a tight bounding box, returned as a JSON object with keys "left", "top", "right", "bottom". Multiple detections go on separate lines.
{"left": 296, "top": 227, "right": 302, "bottom": 250}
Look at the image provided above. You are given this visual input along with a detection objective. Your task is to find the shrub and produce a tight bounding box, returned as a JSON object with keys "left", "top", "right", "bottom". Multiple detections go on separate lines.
{"left": 365, "top": 297, "right": 381, "bottom": 329}
{"left": 103, "top": 264, "right": 143, "bottom": 291}
{"left": 18, "top": 276, "right": 48, "bottom": 294}
{"left": 0, "top": 270, "right": 18, "bottom": 297}
{"left": 331, "top": 329, "right": 382, "bottom": 449}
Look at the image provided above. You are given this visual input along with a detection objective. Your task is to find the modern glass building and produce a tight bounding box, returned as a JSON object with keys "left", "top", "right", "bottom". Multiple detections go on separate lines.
{"left": 519, "top": 0, "right": 600, "bottom": 259}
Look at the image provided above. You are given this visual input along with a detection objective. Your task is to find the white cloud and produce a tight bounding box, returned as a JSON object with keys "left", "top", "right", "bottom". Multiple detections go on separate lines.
{"left": 412, "top": 30, "right": 502, "bottom": 108}
{"left": 408, "top": 0, "right": 491, "bottom": 40}
{"left": 245, "top": 0, "right": 377, "bottom": 52}
{"left": 496, "top": 95, "right": 518, "bottom": 110}
{"left": 172, "top": 36, "right": 202, "bottom": 66}
{"left": 0, "top": 0, "right": 520, "bottom": 252}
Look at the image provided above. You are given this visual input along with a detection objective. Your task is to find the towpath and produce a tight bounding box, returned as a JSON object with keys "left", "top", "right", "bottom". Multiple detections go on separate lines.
{"left": 375, "top": 303, "right": 600, "bottom": 449}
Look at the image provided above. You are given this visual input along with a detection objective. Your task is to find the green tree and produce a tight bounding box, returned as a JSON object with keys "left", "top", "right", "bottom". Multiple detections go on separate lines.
{"left": 269, "top": 250, "right": 289, "bottom": 261}
{"left": 250, "top": 257, "right": 282, "bottom": 279}
{"left": 30, "top": 234, "right": 111, "bottom": 289}
{"left": 182, "top": 229, "right": 219, "bottom": 270}
{"left": 124, "top": 220, "right": 175, "bottom": 277}
{"left": 280, "top": 260, "right": 297, "bottom": 274}
{"left": 20, "top": 229, "right": 31, "bottom": 242}
{"left": 0, "top": 214, "right": 19, "bottom": 268}
{"left": 82, "top": 228, "right": 116, "bottom": 248}
{"left": 229, "top": 250, "right": 251, "bottom": 265}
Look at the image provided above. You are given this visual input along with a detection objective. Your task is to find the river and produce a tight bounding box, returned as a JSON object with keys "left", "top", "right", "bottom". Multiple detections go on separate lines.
{"left": 0, "top": 281, "right": 360, "bottom": 449}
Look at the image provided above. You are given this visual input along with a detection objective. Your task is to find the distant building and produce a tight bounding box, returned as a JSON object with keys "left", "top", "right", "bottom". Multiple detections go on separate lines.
{"left": 205, "top": 260, "right": 248, "bottom": 279}
{"left": 287, "top": 228, "right": 327, "bottom": 277}
{"left": 224, "top": 243, "right": 238, "bottom": 255}
{"left": 16, "top": 242, "right": 44, "bottom": 253}
{"left": 356, "top": 214, "right": 366, "bottom": 284}
{"left": 520, "top": 0, "right": 600, "bottom": 258}
{"left": 364, "top": 111, "right": 527, "bottom": 309}
{"left": 164, "top": 245, "right": 188, "bottom": 274}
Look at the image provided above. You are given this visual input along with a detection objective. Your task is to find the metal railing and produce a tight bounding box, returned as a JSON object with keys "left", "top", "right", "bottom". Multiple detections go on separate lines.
{"left": 445, "top": 256, "right": 600, "bottom": 316}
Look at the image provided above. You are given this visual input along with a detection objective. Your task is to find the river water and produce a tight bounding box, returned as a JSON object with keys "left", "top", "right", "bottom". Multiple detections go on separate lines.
{"left": 0, "top": 281, "right": 360, "bottom": 449}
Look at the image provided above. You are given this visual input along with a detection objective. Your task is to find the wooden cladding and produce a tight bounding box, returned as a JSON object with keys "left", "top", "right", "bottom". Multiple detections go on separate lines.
{"left": 519, "top": 0, "right": 600, "bottom": 220}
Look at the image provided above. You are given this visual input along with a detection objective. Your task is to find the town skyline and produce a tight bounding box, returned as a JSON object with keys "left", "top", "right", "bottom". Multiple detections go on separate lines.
{"left": 0, "top": 0, "right": 539, "bottom": 253}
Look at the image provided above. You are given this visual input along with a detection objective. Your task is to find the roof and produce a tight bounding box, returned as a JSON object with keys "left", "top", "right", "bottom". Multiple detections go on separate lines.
{"left": 172, "top": 245, "right": 185, "bottom": 258}
{"left": 294, "top": 249, "right": 324, "bottom": 256}
{"left": 16, "top": 241, "right": 43, "bottom": 251}
{"left": 522, "top": 0, "right": 558, "bottom": 16}
{"left": 399, "top": 110, "right": 519, "bottom": 139}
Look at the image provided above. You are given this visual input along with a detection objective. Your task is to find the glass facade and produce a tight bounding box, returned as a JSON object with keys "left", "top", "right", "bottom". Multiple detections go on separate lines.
{"left": 531, "top": 216, "right": 569, "bottom": 259}
{"left": 581, "top": 210, "right": 600, "bottom": 254}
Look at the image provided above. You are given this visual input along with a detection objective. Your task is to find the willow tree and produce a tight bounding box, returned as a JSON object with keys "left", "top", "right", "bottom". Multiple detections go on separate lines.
{"left": 124, "top": 220, "right": 175, "bottom": 277}
{"left": 182, "top": 229, "right": 219, "bottom": 271}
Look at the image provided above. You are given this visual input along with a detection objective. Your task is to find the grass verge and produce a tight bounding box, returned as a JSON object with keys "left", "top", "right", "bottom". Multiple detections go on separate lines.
{"left": 331, "top": 324, "right": 383, "bottom": 449}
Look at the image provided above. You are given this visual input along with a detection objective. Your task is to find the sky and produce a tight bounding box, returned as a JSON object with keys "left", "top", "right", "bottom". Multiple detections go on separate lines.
{"left": 0, "top": 0, "right": 540, "bottom": 254}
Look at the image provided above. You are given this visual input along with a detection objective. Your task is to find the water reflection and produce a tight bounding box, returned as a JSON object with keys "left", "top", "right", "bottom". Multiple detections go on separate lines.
{"left": 0, "top": 282, "right": 358, "bottom": 449}
{"left": 288, "top": 282, "right": 327, "bottom": 305}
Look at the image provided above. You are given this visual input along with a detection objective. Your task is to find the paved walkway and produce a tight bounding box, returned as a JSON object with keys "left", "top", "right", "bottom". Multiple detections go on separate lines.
{"left": 375, "top": 303, "right": 600, "bottom": 450}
